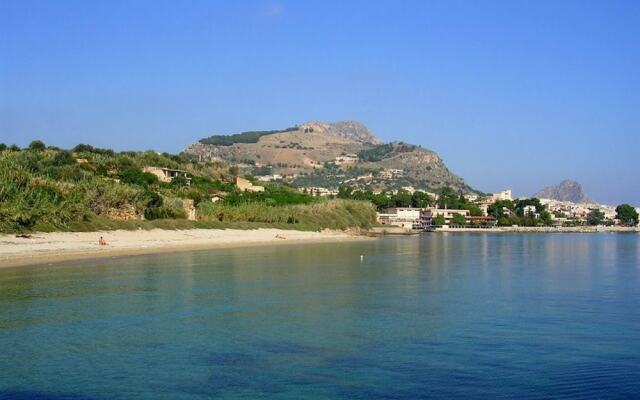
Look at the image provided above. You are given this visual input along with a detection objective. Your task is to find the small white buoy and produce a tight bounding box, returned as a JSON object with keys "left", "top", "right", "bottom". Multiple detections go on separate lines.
{"left": 360, "top": 255, "right": 364, "bottom": 262}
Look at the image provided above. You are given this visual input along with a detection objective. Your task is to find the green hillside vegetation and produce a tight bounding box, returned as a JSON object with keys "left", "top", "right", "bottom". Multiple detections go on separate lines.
{"left": 357, "top": 142, "right": 418, "bottom": 162}
{"left": 0, "top": 141, "right": 375, "bottom": 233}
{"left": 199, "top": 126, "right": 298, "bottom": 146}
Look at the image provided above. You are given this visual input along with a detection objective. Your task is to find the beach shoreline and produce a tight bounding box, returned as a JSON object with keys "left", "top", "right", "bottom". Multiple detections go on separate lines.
{"left": 0, "top": 228, "right": 371, "bottom": 269}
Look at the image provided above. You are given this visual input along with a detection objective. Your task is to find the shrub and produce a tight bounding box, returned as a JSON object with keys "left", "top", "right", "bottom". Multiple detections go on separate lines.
{"left": 28, "top": 140, "right": 46, "bottom": 151}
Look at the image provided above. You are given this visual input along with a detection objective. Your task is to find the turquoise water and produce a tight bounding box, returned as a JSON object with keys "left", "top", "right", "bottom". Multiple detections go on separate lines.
{"left": 1, "top": 233, "right": 639, "bottom": 399}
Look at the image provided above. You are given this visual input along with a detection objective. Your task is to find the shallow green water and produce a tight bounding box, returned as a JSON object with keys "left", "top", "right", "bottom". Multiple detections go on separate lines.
{"left": 1, "top": 233, "right": 639, "bottom": 399}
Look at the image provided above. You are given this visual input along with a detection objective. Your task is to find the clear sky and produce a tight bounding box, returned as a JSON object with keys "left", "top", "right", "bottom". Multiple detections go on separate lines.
{"left": 1, "top": 0, "right": 638, "bottom": 204}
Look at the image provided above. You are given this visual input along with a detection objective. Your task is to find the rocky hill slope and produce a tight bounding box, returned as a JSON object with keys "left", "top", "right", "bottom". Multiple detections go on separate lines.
{"left": 185, "top": 120, "right": 475, "bottom": 193}
{"left": 534, "top": 180, "right": 592, "bottom": 203}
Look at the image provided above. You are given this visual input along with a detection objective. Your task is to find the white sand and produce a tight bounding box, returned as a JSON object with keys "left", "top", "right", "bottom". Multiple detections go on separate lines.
{"left": 0, "top": 228, "right": 368, "bottom": 268}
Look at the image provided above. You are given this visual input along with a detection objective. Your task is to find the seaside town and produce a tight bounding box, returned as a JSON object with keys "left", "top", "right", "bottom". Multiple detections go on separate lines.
{"left": 246, "top": 165, "right": 640, "bottom": 232}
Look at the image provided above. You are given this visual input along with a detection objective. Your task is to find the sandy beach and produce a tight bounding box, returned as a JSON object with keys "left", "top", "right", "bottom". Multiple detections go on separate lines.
{"left": 0, "top": 228, "right": 369, "bottom": 268}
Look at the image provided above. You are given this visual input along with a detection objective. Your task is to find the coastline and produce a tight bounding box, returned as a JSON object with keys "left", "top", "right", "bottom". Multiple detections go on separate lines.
{"left": 0, "top": 228, "right": 370, "bottom": 269}
{"left": 433, "top": 226, "right": 640, "bottom": 233}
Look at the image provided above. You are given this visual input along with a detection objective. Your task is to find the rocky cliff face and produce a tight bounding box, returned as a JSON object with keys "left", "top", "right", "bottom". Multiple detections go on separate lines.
{"left": 534, "top": 180, "right": 592, "bottom": 203}
{"left": 184, "top": 120, "right": 474, "bottom": 193}
{"left": 300, "top": 120, "right": 382, "bottom": 145}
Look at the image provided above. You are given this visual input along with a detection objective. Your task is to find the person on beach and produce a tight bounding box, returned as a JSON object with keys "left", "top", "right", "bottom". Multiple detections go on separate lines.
{"left": 98, "top": 236, "right": 108, "bottom": 246}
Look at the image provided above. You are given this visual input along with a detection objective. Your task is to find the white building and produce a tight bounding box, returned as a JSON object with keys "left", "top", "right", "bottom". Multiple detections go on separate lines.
{"left": 492, "top": 189, "right": 512, "bottom": 201}
{"left": 522, "top": 205, "right": 537, "bottom": 216}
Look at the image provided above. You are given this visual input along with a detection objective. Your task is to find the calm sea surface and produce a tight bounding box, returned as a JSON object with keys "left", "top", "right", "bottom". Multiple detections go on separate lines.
{"left": 1, "top": 233, "right": 639, "bottom": 399}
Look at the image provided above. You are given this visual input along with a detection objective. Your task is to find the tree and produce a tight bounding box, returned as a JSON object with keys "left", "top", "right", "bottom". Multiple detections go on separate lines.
{"left": 488, "top": 200, "right": 513, "bottom": 219}
{"left": 0, "top": 143, "right": 6, "bottom": 151}
{"left": 433, "top": 214, "right": 446, "bottom": 226}
{"left": 72, "top": 143, "right": 95, "bottom": 153}
{"left": 615, "top": 204, "right": 639, "bottom": 226}
{"left": 411, "top": 191, "right": 435, "bottom": 208}
{"left": 50, "top": 150, "right": 76, "bottom": 166}
{"left": 8, "top": 144, "right": 20, "bottom": 151}
{"left": 28, "top": 140, "right": 46, "bottom": 151}
{"left": 392, "top": 190, "right": 413, "bottom": 207}
{"left": 586, "top": 209, "right": 605, "bottom": 226}
{"left": 337, "top": 185, "right": 353, "bottom": 199}
{"left": 452, "top": 213, "right": 466, "bottom": 226}
{"left": 119, "top": 167, "right": 159, "bottom": 187}
{"left": 371, "top": 193, "right": 393, "bottom": 210}
{"left": 438, "top": 187, "right": 460, "bottom": 209}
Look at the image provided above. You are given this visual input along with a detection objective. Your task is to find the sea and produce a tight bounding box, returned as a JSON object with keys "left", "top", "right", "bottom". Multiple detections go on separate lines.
{"left": 1, "top": 233, "right": 639, "bottom": 399}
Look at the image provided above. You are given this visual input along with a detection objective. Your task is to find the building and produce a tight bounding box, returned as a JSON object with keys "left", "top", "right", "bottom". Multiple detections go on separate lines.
{"left": 143, "top": 166, "right": 191, "bottom": 184}
{"left": 257, "top": 174, "right": 282, "bottom": 182}
{"left": 236, "top": 177, "right": 265, "bottom": 193}
{"left": 377, "top": 207, "right": 427, "bottom": 229}
{"left": 334, "top": 154, "right": 359, "bottom": 166}
{"left": 210, "top": 193, "right": 226, "bottom": 203}
{"left": 298, "top": 187, "right": 338, "bottom": 197}
{"left": 522, "top": 205, "right": 537, "bottom": 216}
{"left": 425, "top": 207, "right": 471, "bottom": 225}
{"left": 401, "top": 186, "right": 416, "bottom": 194}
{"left": 465, "top": 193, "right": 480, "bottom": 202}
{"left": 492, "top": 189, "right": 513, "bottom": 201}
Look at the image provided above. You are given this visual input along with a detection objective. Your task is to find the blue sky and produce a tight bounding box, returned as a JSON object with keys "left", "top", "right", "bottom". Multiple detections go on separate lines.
{"left": 1, "top": 0, "right": 638, "bottom": 204}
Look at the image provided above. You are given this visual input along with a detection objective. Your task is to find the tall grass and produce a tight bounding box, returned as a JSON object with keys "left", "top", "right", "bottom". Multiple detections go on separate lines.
{"left": 198, "top": 199, "right": 376, "bottom": 231}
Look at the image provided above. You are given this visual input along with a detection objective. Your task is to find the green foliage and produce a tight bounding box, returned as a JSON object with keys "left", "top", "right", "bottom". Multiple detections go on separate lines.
{"left": 488, "top": 200, "right": 514, "bottom": 219}
{"left": 357, "top": 143, "right": 395, "bottom": 162}
{"left": 452, "top": 213, "right": 466, "bottom": 225}
{"left": 393, "top": 190, "right": 413, "bottom": 207}
{"left": 337, "top": 185, "right": 434, "bottom": 211}
{"left": 50, "top": 150, "right": 76, "bottom": 166}
{"left": 586, "top": 209, "right": 605, "bottom": 226}
{"left": 411, "top": 191, "right": 435, "bottom": 208}
{"left": 224, "top": 184, "right": 317, "bottom": 207}
{"left": 615, "top": 204, "right": 638, "bottom": 226}
{"left": 28, "top": 140, "right": 46, "bottom": 151}
{"left": 118, "top": 168, "right": 160, "bottom": 187}
{"left": 199, "top": 126, "right": 298, "bottom": 146}
{"left": 433, "top": 214, "right": 446, "bottom": 226}
{"left": 198, "top": 199, "right": 376, "bottom": 231}
{"left": 0, "top": 143, "right": 6, "bottom": 151}
{"left": 0, "top": 144, "right": 375, "bottom": 233}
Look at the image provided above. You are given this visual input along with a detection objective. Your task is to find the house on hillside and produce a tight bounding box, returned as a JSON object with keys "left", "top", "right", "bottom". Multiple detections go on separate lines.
{"left": 334, "top": 154, "right": 359, "bottom": 166}
{"left": 143, "top": 166, "right": 190, "bottom": 184}
{"left": 210, "top": 193, "right": 227, "bottom": 203}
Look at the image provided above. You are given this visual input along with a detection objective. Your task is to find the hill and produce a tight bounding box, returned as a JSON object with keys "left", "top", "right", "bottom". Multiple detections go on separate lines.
{"left": 0, "top": 142, "right": 375, "bottom": 233}
{"left": 185, "top": 120, "right": 475, "bottom": 194}
{"left": 534, "top": 180, "right": 592, "bottom": 203}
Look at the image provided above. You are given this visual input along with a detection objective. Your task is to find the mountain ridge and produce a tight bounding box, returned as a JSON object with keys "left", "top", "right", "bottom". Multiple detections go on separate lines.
{"left": 185, "top": 120, "right": 475, "bottom": 194}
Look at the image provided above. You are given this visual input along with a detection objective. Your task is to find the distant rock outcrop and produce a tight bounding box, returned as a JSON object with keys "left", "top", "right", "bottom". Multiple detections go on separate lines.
{"left": 534, "top": 180, "right": 592, "bottom": 203}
